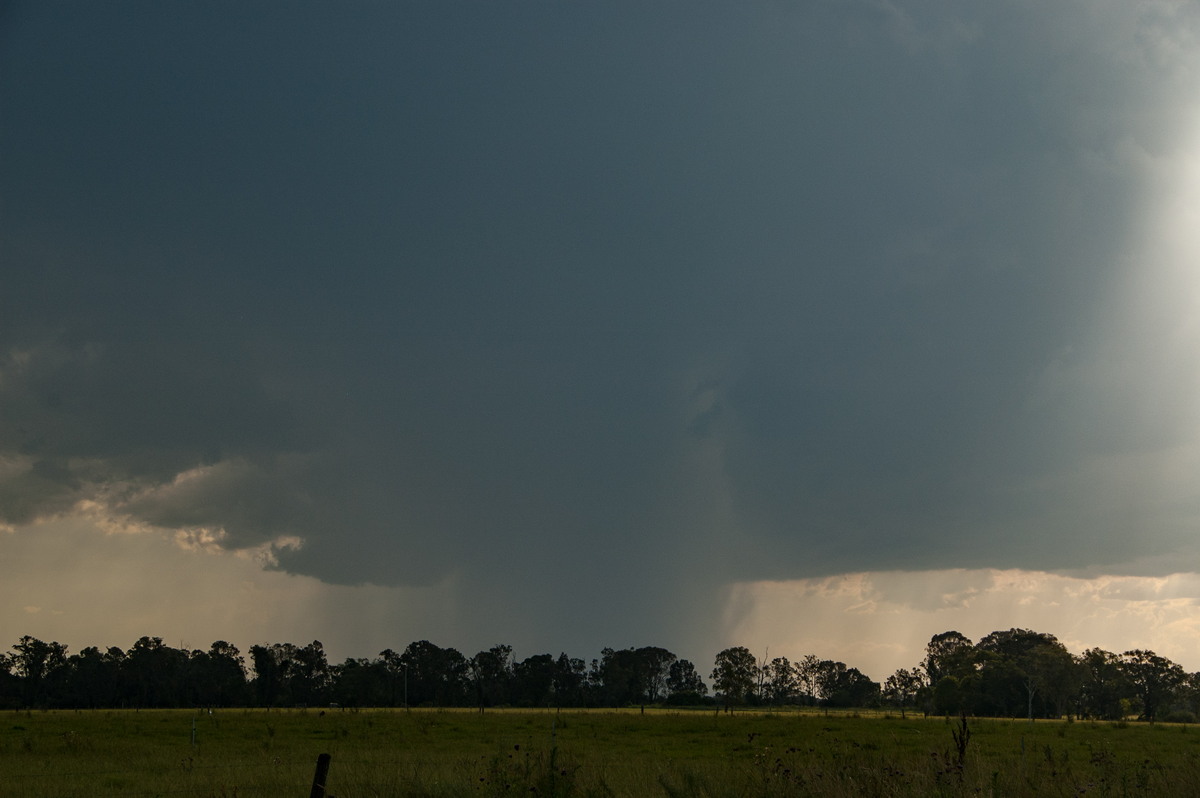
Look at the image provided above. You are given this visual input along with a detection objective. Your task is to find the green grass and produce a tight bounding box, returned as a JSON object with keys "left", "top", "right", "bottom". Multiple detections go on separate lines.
{"left": 6, "top": 708, "right": 1200, "bottom": 796}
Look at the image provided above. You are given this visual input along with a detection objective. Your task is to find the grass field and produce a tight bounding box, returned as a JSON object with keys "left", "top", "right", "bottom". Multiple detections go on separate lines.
{"left": 5, "top": 707, "right": 1200, "bottom": 797}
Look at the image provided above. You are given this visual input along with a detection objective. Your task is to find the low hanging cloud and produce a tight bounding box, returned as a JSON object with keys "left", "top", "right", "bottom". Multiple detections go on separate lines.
{"left": 4, "top": 1, "right": 1200, "bottom": 659}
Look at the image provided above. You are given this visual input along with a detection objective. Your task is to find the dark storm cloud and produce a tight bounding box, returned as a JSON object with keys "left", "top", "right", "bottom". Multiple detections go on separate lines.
{"left": 4, "top": 1, "right": 1200, "bottom": 648}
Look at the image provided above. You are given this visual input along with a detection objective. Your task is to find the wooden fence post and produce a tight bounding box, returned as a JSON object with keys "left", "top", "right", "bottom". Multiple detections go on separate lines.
{"left": 309, "top": 753, "right": 332, "bottom": 798}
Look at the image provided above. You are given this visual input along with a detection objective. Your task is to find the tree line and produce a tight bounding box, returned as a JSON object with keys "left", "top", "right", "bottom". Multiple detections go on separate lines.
{"left": 0, "top": 637, "right": 708, "bottom": 711}
{"left": 3, "top": 629, "right": 1198, "bottom": 721}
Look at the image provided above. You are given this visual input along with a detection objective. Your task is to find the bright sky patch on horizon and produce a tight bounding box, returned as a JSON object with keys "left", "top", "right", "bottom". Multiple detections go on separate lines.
{"left": 5, "top": 1, "right": 1200, "bottom": 677}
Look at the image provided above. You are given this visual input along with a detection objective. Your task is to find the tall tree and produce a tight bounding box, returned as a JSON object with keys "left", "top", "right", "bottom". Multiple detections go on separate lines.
{"left": 290, "top": 640, "right": 331, "bottom": 706}
{"left": 1118, "top": 649, "right": 1186, "bottom": 722}
{"left": 61, "top": 646, "right": 122, "bottom": 708}
{"left": 124, "top": 637, "right": 187, "bottom": 708}
{"left": 11, "top": 636, "right": 68, "bottom": 707}
{"left": 882, "top": 668, "right": 926, "bottom": 718}
{"left": 812, "top": 660, "right": 880, "bottom": 707}
{"left": 795, "top": 654, "right": 822, "bottom": 705}
{"left": 470, "top": 644, "right": 513, "bottom": 711}
{"left": 552, "top": 653, "right": 587, "bottom": 707}
{"left": 1173, "top": 672, "right": 1200, "bottom": 721}
{"left": 1077, "top": 648, "right": 1130, "bottom": 720}
{"left": 332, "top": 657, "right": 390, "bottom": 707}
{"left": 711, "top": 646, "right": 757, "bottom": 708}
{"left": 594, "top": 647, "right": 639, "bottom": 706}
{"left": 923, "top": 631, "right": 975, "bottom": 686}
{"left": 666, "top": 659, "right": 707, "bottom": 702}
{"left": 379, "top": 648, "right": 406, "bottom": 707}
{"left": 188, "top": 641, "right": 247, "bottom": 707}
{"left": 976, "top": 629, "right": 1076, "bottom": 720}
{"left": 436, "top": 647, "right": 470, "bottom": 706}
{"left": 635, "top": 646, "right": 677, "bottom": 703}
{"left": 401, "top": 640, "right": 469, "bottom": 707}
{"left": 513, "top": 653, "right": 557, "bottom": 707}
{"left": 763, "top": 656, "right": 797, "bottom": 705}
{"left": 0, "top": 652, "right": 18, "bottom": 707}
{"left": 250, "top": 642, "right": 300, "bottom": 707}
{"left": 1026, "top": 640, "right": 1081, "bottom": 720}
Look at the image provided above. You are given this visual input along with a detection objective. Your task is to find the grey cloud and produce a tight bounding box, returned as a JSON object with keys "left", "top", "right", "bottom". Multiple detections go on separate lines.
{"left": 4, "top": 1, "right": 1200, "bottom": 653}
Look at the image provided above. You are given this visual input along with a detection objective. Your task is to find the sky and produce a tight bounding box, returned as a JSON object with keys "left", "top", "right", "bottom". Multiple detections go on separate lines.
{"left": 4, "top": 1, "right": 1200, "bottom": 681}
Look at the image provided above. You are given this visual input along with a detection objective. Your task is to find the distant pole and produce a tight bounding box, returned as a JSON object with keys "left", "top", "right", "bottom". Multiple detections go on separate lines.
{"left": 309, "top": 753, "right": 332, "bottom": 798}
{"left": 404, "top": 664, "right": 409, "bottom": 713}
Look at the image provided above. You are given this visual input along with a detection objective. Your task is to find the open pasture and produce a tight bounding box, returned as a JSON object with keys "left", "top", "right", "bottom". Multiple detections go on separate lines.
{"left": 5, "top": 708, "right": 1200, "bottom": 797}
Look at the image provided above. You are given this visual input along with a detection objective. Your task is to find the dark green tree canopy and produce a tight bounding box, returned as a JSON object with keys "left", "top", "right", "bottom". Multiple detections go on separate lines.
{"left": 3, "top": 629, "right": 1197, "bottom": 719}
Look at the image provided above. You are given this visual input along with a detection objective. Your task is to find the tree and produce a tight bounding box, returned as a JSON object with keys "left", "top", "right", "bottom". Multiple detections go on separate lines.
{"left": 437, "top": 647, "right": 470, "bottom": 706}
{"left": 400, "top": 640, "right": 441, "bottom": 706}
{"left": 923, "top": 631, "right": 977, "bottom": 715}
{"left": 513, "top": 653, "right": 557, "bottom": 707}
{"left": 470, "top": 644, "right": 513, "bottom": 711}
{"left": 711, "top": 646, "right": 757, "bottom": 708}
{"left": 11, "top": 636, "right": 68, "bottom": 707}
{"left": 552, "top": 653, "right": 587, "bottom": 707}
{"left": 590, "top": 647, "right": 678, "bottom": 706}
{"left": 1025, "top": 640, "right": 1081, "bottom": 720}
{"left": 932, "top": 674, "right": 967, "bottom": 716}
{"left": 666, "top": 659, "right": 707, "bottom": 703}
{"left": 795, "top": 654, "right": 822, "bottom": 705}
{"left": 290, "top": 640, "right": 331, "bottom": 706}
{"left": 882, "top": 668, "right": 926, "bottom": 717}
{"left": 635, "top": 646, "right": 677, "bottom": 703}
{"left": 1118, "top": 649, "right": 1186, "bottom": 722}
{"left": 250, "top": 643, "right": 293, "bottom": 707}
{"left": 124, "top": 637, "right": 187, "bottom": 707}
{"left": 763, "top": 657, "right": 797, "bottom": 705}
{"left": 594, "top": 648, "right": 639, "bottom": 706}
{"left": 975, "top": 629, "right": 1076, "bottom": 720}
{"left": 0, "top": 652, "right": 17, "bottom": 708}
{"left": 923, "top": 631, "right": 975, "bottom": 685}
{"left": 332, "top": 657, "right": 390, "bottom": 707}
{"left": 1171, "top": 671, "right": 1200, "bottom": 722}
{"left": 832, "top": 667, "right": 880, "bottom": 708}
{"left": 379, "top": 649, "right": 406, "bottom": 707}
{"left": 1077, "top": 648, "right": 1131, "bottom": 720}
{"left": 188, "top": 641, "right": 247, "bottom": 707}
{"left": 61, "top": 646, "right": 122, "bottom": 708}
{"left": 813, "top": 660, "right": 879, "bottom": 707}
{"left": 400, "top": 641, "right": 469, "bottom": 707}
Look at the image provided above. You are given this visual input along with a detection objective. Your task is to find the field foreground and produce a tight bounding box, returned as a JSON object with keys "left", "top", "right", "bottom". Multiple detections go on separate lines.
{"left": 5, "top": 708, "right": 1200, "bottom": 797}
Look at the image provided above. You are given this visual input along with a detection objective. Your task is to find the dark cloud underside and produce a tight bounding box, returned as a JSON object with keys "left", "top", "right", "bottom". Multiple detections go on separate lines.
{"left": 4, "top": 1, "right": 1200, "bottom": 648}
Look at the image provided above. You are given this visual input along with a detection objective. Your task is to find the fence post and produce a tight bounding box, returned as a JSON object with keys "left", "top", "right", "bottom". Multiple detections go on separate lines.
{"left": 309, "top": 753, "right": 332, "bottom": 798}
